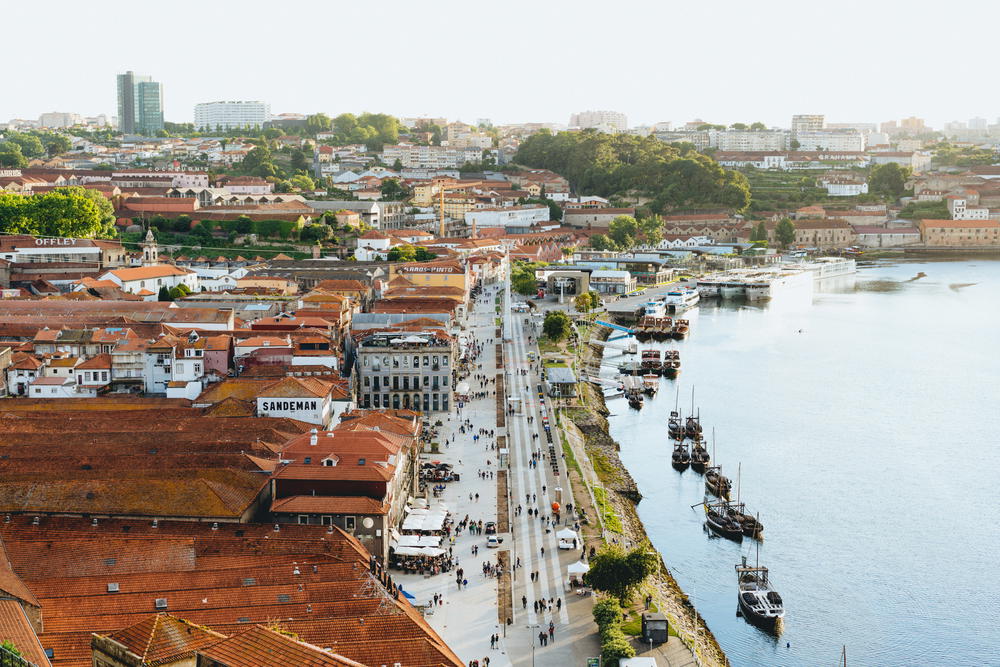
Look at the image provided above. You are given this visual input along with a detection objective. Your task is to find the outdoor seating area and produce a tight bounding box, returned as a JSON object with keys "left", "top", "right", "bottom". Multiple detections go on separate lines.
{"left": 390, "top": 501, "right": 454, "bottom": 575}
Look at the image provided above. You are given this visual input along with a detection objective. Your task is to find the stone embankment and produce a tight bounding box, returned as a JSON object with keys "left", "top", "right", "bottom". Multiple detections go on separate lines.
{"left": 567, "top": 330, "right": 729, "bottom": 667}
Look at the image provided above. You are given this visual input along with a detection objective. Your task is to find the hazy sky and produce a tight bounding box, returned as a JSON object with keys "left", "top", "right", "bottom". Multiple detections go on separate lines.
{"left": 6, "top": 0, "right": 998, "bottom": 130}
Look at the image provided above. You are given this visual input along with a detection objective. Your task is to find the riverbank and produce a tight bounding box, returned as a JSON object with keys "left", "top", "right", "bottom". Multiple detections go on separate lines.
{"left": 559, "top": 327, "right": 728, "bottom": 667}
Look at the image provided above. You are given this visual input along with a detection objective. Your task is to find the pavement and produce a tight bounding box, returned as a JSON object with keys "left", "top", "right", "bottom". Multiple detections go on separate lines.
{"left": 396, "top": 277, "right": 695, "bottom": 667}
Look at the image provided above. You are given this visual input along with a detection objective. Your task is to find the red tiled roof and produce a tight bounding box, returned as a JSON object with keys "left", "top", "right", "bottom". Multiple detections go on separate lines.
{"left": 197, "top": 625, "right": 364, "bottom": 667}
{"left": 0, "top": 600, "right": 49, "bottom": 666}
{"left": 271, "top": 495, "right": 388, "bottom": 515}
{"left": 103, "top": 613, "right": 226, "bottom": 665}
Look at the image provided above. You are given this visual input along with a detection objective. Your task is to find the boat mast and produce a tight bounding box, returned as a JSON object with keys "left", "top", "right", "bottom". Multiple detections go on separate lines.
{"left": 737, "top": 462, "right": 741, "bottom": 506}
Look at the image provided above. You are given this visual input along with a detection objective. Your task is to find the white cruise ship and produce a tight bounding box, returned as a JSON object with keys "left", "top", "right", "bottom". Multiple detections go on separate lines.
{"left": 663, "top": 287, "right": 700, "bottom": 312}
{"left": 744, "top": 269, "right": 813, "bottom": 301}
{"left": 786, "top": 257, "right": 857, "bottom": 280}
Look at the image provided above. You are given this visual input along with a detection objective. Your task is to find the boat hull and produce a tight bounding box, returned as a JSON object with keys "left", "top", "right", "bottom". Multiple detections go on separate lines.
{"left": 737, "top": 595, "right": 783, "bottom": 634}
{"left": 706, "top": 515, "right": 743, "bottom": 541}
{"left": 671, "top": 459, "right": 690, "bottom": 472}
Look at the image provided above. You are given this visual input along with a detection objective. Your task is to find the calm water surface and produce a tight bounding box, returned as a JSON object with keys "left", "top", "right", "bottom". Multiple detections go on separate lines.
{"left": 601, "top": 259, "right": 1000, "bottom": 667}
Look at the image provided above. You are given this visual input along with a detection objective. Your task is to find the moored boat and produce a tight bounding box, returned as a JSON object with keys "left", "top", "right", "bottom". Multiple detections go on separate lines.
{"left": 668, "top": 410, "right": 683, "bottom": 439}
{"left": 735, "top": 557, "right": 784, "bottom": 633}
{"left": 684, "top": 414, "right": 702, "bottom": 439}
{"left": 672, "top": 319, "right": 690, "bottom": 340}
{"left": 642, "top": 374, "right": 659, "bottom": 395}
{"left": 705, "top": 465, "right": 732, "bottom": 500}
{"left": 690, "top": 438, "right": 710, "bottom": 473}
{"left": 640, "top": 349, "right": 662, "bottom": 375}
{"left": 705, "top": 502, "right": 743, "bottom": 541}
{"left": 671, "top": 440, "right": 690, "bottom": 471}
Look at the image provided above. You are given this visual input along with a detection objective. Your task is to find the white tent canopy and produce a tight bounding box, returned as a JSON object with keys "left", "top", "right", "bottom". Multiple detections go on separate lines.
{"left": 567, "top": 560, "right": 589, "bottom": 575}
{"left": 557, "top": 528, "right": 579, "bottom": 550}
{"left": 455, "top": 381, "right": 471, "bottom": 395}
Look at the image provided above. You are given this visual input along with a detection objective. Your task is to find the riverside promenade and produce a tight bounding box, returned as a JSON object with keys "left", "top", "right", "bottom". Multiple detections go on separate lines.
{"left": 397, "top": 276, "right": 699, "bottom": 666}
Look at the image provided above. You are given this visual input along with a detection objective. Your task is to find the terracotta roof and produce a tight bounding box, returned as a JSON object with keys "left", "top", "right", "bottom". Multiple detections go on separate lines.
{"left": 258, "top": 376, "right": 334, "bottom": 399}
{"left": 271, "top": 495, "right": 389, "bottom": 515}
{"left": 103, "top": 613, "right": 226, "bottom": 665}
{"left": 197, "top": 626, "right": 365, "bottom": 667}
{"left": 235, "top": 336, "right": 292, "bottom": 349}
{"left": 107, "top": 265, "right": 193, "bottom": 282}
{"left": 77, "top": 353, "right": 112, "bottom": 369}
{"left": 0, "top": 600, "right": 49, "bottom": 666}
{"left": 919, "top": 218, "right": 1000, "bottom": 228}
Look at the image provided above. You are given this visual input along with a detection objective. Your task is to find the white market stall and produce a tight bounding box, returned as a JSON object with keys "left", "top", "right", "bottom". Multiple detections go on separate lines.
{"left": 557, "top": 528, "right": 579, "bottom": 550}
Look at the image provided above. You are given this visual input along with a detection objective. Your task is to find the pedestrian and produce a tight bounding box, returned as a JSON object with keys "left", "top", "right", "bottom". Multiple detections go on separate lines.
{"left": 556, "top": 598, "right": 562, "bottom": 611}
{"left": 548, "top": 622, "right": 555, "bottom": 641}
{"left": 522, "top": 595, "right": 527, "bottom": 609}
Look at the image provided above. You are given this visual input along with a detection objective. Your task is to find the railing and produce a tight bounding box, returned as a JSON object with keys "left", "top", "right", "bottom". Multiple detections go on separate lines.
{"left": 0, "top": 646, "right": 39, "bottom": 667}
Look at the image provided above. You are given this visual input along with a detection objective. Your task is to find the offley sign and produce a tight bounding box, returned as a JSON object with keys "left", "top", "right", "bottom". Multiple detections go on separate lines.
{"left": 35, "top": 238, "right": 79, "bottom": 246}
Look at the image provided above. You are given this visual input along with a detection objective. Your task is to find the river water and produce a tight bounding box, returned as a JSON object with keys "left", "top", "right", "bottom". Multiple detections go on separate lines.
{"left": 600, "top": 259, "right": 1000, "bottom": 667}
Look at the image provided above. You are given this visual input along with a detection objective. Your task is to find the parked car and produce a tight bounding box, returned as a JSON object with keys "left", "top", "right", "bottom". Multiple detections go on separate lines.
{"left": 486, "top": 535, "right": 502, "bottom": 548}
{"left": 485, "top": 521, "right": 497, "bottom": 535}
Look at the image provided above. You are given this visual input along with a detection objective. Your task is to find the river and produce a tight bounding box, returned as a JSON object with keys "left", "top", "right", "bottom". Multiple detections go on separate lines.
{"left": 600, "top": 258, "right": 1000, "bottom": 667}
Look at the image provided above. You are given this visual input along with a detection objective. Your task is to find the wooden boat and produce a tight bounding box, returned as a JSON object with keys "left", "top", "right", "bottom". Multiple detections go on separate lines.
{"left": 705, "top": 466, "right": 732, "bottom": 500}
{"left": 640, "top": 350, "right": 662, "bottom": 375}
{"left": 628, "top": 393, "right": 644, "bottom": 409}
{"left": 736, "top": 556, "right": 784, "bottom": 633}
{"left": 684, "top": 414, "right": 702, "bottom": 439}
{"left": 618, "top": 361, "right": 643, "bottom": 376}
{"left": 671, "top": 440, "right": 690, "bottom": 471}
{"left": 705, "top": 503, "right": 743, "bottom": 541}
{"left": 672, "top": 319, "right": 690, "bottom": 340}
{"left": 667, "top": 410, "right": 683, "bottom": 439}
{"left": 642, "top": 374, "right": 659, "bottom": 395}
{"left": 690, "top": 439, "right": 710, "bottom": 473}
{"left": 662, "top": 350, "right": 681, "bottom": 378}
{"left": 727, "top": 503, "right": 764, "bottom": 540}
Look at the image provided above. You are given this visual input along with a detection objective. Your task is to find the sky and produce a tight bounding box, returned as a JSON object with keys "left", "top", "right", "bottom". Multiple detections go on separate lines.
{"left": 5, "top": 0, "right": 999, "bottom": 130}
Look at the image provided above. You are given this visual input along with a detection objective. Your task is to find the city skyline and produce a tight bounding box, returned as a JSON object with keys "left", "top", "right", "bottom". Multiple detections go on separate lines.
{"left": 6, "top": 0, "right": 1000, "bottom": 130}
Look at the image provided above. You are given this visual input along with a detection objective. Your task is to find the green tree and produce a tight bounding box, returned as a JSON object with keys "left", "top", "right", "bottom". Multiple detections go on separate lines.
{"left": 301, "top": 223, "right": 332, "bottom": 243}
{"left": 750, "top": 121, "right": 767, "bottom": 131}
{"left": 592, "top": 598, "right": 622, "bottom": 628}
{"left": 730, "top": 122, "right": 748, "bottom": 130}
{"left": 589, "top": 291, "right": 602, "bottom": 309}
{"left": 6, "top": 132, "right": 45, "bottom": 158}
{"left": 584, "top": 544, "right": 658, "bottom": 605}
{"left": 290, "top": 149, "right": 309, "bottom": 173}
{"left": 869, "top": 162, "right": 912, "bottom": 199}
{"left": 0, "top": 188, "right": 108, "bottom": 237}
{"left": 392, "top": 158, "right": 403, "bottom": 171}
{"left": 591, "top": 234, "right": 617, "bottom": 251}
{"left": 242, "top": 145, "right": 280, "bottom": 179}
{"left": 638, "top": 214, "right": 664, "bottom": 245}
{"left": 542, "top": 310, "right": 572, "bottom": 341}
{"left": 608, "top": 215, "right": 639, "bottom": 248}
{"left": 0, "top": 143, "right": 28, "bottom": 168}
{"left": 387, "top": 244, "right": 417, "bottom": 262}
{"left": 305, "top": 113, "right": 333, "bottom": 134}
{"left": 511, "top": 264, "right": 541, "bottom": 295}
{"left": 602, "top": 634, "right": 636, "bottom": 666}
{"left": 168, "top": 286, "right": 185, "bottom": 300}
{"left": 749, "top": 221, "right": 768, "bottom": 243}
{"left": 288, "top": 174, "right": 316, "bottom": 191}
{"left": 775, "top": 217, "right": 796, "bottom": 247}
{"left": 574, "top": 293, "right": 592, "bottom": 313}
{"left": 0, "top": 640, "right": 22, "bottom": 657}
{"left": 380, "top": 178, "right": 410, "bottom": 200}
{"left": 414, "top": 247, "right": 437, "bottom": 261}
{"left": 158, "top": 285, "right": 171, "bottom": 301}
{"left": 42, "top": 133, "right": 72, "bottom": 157}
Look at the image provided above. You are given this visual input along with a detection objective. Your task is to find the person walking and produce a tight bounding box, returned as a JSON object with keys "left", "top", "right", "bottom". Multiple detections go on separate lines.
{"left": 522, "top": 595, "right": 527, "bottom": 609}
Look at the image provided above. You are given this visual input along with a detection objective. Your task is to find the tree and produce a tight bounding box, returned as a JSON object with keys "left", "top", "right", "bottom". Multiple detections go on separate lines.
{"left": 42, "top": 133, "right": 72, "bottom": 157}
{"left": 589, "top": 291, "right": 602, "bottom": 309}
{"left": 5, "top": 132, "right": 45, "bottom": 158}
{"left": 638, "top": 214, "right": 664, "bottom": 245}
{"left": 288, "top": 174, "right": 316, "bottom": 191}
{"left": 387, "top": 244, "right": 417, "bottom": 262}
{"left": 168, "top": 286, "right": 185, "bottom": 300}
{"left": 380, "top": 178, "right": 410, "bottom": 201}
{"left": 241, "top": 145, "right": 280, "bottom": 179}
{"left": 574, "top": 293, "right": 592, "bottom": 313}
{"left": 0, "top": 143, "right": 28, "bottom": 168}
{"left": 511, "top": 269, "right": 538, "bottom": 295}
{"left": 749, "top": 221, "right": 768, "bottom": 243}
{"left": 750, "top": 121, "right": 767, "bottom": 131}
{"left": 158, "top": 285, "right": 171, "bottom": 301}
{"left": 543, "top": 310, "right": 572, "bottom": 341}
{"left": 0, "top": 188, "right": 108, "bottom": 238}
{"left": 608, "top": 215, "right": 639, "bottom": 248}
{"left": 730, "top": 122, "right": 748, "bottom": 130}
{"left": 290, "top": 149, "right": 309, "bottom": 173}
{"left": 789, "top": 139, "right": 801, "bottom": 150}
{"left": 775, "top": 217, "right": 796, "bottom": 247}
{"left": 0, "top": 640, "right": 22, "bottom": 657}
{"left": 301, "top": 223, "right": 332, "bottom": 243}
{"left": 305, "top": 113, "right": 332, "bottom": 134}
{"left": 602, "top": 635, "right": 636, "bottom": 665}
{"left": 870, "top": 162, "right": 911, "bottom": 199}
{"left": 584, "top": 544, "right": 658, "bottom": 605}
{"left": 392, "top": 158, "right": 403, "bottom": 171}
{"left": 589, "top": 234, "right": 615, "bottom": 251}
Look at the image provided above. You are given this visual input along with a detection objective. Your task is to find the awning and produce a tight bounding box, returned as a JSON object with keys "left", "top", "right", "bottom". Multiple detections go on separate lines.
{"left": 567, "top": 560, "right": 589, "bottom": 575}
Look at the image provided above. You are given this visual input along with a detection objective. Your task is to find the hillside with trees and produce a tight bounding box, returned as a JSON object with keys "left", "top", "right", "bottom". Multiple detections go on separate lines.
{"left": 514, "top": 130, "right": 751, "bottom": 213}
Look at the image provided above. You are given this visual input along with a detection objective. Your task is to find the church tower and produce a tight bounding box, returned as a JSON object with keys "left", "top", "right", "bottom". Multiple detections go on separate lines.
{"left": 141, "top": 228, "right": 159, "bottom": 265}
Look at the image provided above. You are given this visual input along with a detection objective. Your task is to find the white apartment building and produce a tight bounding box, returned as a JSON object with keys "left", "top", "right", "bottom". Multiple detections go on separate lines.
{"left": 710, "top": 129, "right": 790, "bottom": 151}
{"left": 569, "top": 110, "right": 628, "bottom": 133}
{"left": 194, "top": 100, "right": 271, "bottom": 130}
{"left": 947, "top": 197, "right": 990, "bottom": 220}
{"left": 791, "top": 114, "right": 825, "bottom": 133}
{"left": 38, "top": 112, "right": 81, "bottom": 128}
{"left": 794, "top": 129, "right": 865, "bottom": 152}
{"left": 465, "top": 205, "right": 550, "bottom": 230}
{"left": 379, "top": 144, "right": 483, "bottom": 169}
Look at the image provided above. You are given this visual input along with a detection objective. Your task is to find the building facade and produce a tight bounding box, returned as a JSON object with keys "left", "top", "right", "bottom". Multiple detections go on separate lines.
{"left": 194, "top": 100, "right": 271, "bottom": 130}
{"left": 569, "top": 110, "right": 628, "bottom": 133}
{"left": 354, "top": 328, "right": 455, "bottom": 412}
{"left": 918, "top": 219, "right": 1000, "bottom": 246}
{"left": 116, "top": 71, "right": 163, "bottom": 135}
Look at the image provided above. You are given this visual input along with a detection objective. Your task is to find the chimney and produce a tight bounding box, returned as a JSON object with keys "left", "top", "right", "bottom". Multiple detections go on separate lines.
{"left": 310, "top": 428, "right": 318, "bottom": 446}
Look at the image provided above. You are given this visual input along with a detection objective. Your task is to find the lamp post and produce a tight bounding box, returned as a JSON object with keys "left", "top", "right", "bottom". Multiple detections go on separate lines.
{"left": 526, "top": 623, "right": 540, "bottom": 667}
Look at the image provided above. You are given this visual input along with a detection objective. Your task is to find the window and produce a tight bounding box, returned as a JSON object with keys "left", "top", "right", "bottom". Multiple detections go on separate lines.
{"left": 364, "top": 377, "right": 371, "bottom": 387}
{"left": 176, "top": 363, "right": 184, "bottom": 373}
{"left": 443, "top": 356, "right": 449, "bottom": 366}
{"left": 345, "top": 516, "right": 356, "bottom": 531}
{"left": 194, "top": 364, "right": 201, "bottom": 374}
{"left": 321, "top": 515, "right": 333, "bottom": 526}
{"left": 298, "top": 515, "right": 309, "bottom": 525}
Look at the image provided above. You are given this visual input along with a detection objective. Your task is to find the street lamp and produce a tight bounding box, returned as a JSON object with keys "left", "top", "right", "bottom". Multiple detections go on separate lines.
{"left": 526, "top": 623, "right": 540, "bottom": 667}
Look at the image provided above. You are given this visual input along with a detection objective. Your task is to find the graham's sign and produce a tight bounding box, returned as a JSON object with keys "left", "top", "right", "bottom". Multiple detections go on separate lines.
{"left": 260, "top": 399, "right": 319, "bottom": 412}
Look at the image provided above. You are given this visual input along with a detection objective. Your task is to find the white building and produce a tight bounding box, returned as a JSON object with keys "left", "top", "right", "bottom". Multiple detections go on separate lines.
{"left": 569, "top": 110, "right": 628, "bottom": 133}
{"left": 98, "top": 264, "right": 198, "bottom": 296}
{"left": 791, "top": 114, "right": 825, "bottom": 133}
{"left": 38, "top": 112, "right": 81, "bottom": 128}
{"left": 256, "top": 377, "right": 340, "bottom": 427}
{"left": 379, "top": 144, "right": 484, "bottom": 169}
{"left": 464, "top": 205, "right": 550, "bottom": 230}
{"left": 794, "top": 129, "right": 865, "bottom": 152}
{"left": 820, "top": 175, "right": 869, "bottom": 196}
{"left": 194, "top": 101, "right": 271, "bottom": 130}
{"left": 710, "top": 129, "right": 790, "bottom": 151}
{"left": 947, "top": 196, "right": 991, "bottom": 220}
